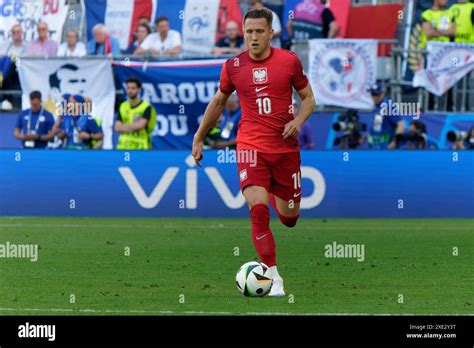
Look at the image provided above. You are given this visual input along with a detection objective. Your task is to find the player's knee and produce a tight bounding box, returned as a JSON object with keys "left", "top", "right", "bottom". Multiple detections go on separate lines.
{"left": 279, "top": 214, "right": 299, "bottom": 228}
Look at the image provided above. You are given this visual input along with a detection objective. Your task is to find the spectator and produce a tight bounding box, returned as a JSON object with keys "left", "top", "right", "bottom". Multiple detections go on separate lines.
{"left": 138, "top": 16, "right": 151, "bottom": 28}
{"left": 57, "top": 95, "right": 103, "bottom": 150}
{"left": 26, "top": 22, "right": 58, "bottom": 56}
{"left": 115, "top": 77, "right": 157, "bottom": 150}
{"left": 419, "top": 0, "right": 456, "bottom": 48}
{"left": 212, "top": 21, "right": 244, "bottom": 56}
{"left": 293, "top": 98, "right": 313, "bottom": 149}
{"left": 216, "top": 93, "right": 242, "bottom": 149}
{"left": 14, "top": 91, "right": 56, "bottom": 149}
{"left": 57, "top": 29, "right": 86, "bottom": 57}
{"left": 369, "top": 83, "right": 405, "bottom": 150}
{"left": 87, "top": 24, "right": 121, "bottom": 56}
{"left": 135, "top": 17, "right": 182, "bottom": 55}
{"left": 249, "top": 0, "right": 282, "bottom": 48}
{"left": 449, "top": 0, "right": 474, "bottom": 43}
{"left": 1, "top": 24, "right": 27, "bottom": 111}
{"left": 287, "top": 0, "right": 339, "bottom": 40}
{"left": 123, "top": 23, "right": 151, "bottom": 54}
{"left": 0, "top": 24, "right": 28, "bottom": 57}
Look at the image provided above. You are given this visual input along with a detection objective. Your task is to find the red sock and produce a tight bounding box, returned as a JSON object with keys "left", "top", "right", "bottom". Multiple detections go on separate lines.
{"left": 269, "top": 193, "right": 300, "bottom": 228}
{"left": 249, "top": 204, "right": 276, "bottom": 267}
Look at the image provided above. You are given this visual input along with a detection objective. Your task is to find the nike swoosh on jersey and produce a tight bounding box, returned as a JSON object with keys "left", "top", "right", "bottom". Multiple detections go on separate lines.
{"left": 293, "top": 192, "right": 301, "bottom": 197}
{"left": 255, "top": 86, "right": 268, "bottom": 92}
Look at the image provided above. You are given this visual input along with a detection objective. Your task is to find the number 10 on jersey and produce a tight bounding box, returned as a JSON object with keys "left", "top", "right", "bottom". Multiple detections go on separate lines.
{"left": 256, "top": 97, "right": 272, "bottom": 115}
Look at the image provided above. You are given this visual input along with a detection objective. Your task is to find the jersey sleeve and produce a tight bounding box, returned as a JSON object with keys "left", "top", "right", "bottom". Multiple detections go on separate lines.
{"left": 15, "top": 112, "right": 24, "bottom": 130}
{"left": 219, "top": 61, "right": 235, "bottom": 95}
{"left": 292, "top": 55, "right": 309, "bottom": 91}
{"left": 88, "top": 118, "right": 102, "bottom": 134}
{"left": 421, "top": 10, "right": 431, "bottom": 23}
{"left": 141, "top": 105, "right": 151, "bottom": 121}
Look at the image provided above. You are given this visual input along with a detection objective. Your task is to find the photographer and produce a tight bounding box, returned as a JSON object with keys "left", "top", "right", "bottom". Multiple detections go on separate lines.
{"left": 395, "top": 120, "right": 428, "bottom": 150}
{"left": 447, "top": 126, "right": 474, "bottom": 150}
{"left": 369, "top": 83, "right": 405, "bottom": 149}
{"left": 332, "top": 109, "right": 366, "bottom": 149}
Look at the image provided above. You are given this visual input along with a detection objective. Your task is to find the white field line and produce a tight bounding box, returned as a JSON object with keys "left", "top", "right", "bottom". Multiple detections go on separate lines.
{"left": 0, "top": 307, "right": 471, "bottom": 316}
{"left": 0, "top": 223, "right": 466, "bottom": 231}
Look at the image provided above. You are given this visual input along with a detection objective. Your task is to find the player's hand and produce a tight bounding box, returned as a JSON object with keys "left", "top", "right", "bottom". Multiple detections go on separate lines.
{"left": 78, "top": 132, "right": 91, "bottom": 141}
{"left": 192, "top": 138, "right": 204, "bottom": 167}
{"left": 282, "top": 119, "right": 302, "bottom": 139}
{"left": 23, "top": 133, "right": 39, "bottom": 141}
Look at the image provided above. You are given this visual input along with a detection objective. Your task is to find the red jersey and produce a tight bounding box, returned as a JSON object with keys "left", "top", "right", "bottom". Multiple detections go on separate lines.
{"left": 219, "top": 48, "right": 309, "bottom": 153}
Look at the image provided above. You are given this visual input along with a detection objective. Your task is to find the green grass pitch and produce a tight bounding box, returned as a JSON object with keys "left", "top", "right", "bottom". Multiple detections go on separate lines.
{"left": 0, "top": 217, "right": 472, "bottom": 315}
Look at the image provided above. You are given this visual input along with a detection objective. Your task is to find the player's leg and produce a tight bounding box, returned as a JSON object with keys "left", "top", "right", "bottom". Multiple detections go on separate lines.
{"left": 242, "top": 185, "right": 285, "bottom": 296}
{"left": 269, "top": 151, "right": 302, "bottom": 228}
{"left": 269, "top": 193, "right": 300, "bottom": 228}
{"left": 238, "top": 151, "right": 285, "bottom": 296}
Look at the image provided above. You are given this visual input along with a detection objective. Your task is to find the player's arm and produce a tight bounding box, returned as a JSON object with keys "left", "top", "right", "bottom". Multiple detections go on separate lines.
{"left": 192, "top": 90, "right": 231, "bottom": 167}
{"left": 39, "top": 117, "right": 57, "bottom": 142}
{"left": 283, "top": 84, "right": 316, "bottom": 139}
{"left": 115, "top": 107, "right": 149, "bottom": 133}
{"left": 421, "top": 20, "right": 440, "bottom": 38}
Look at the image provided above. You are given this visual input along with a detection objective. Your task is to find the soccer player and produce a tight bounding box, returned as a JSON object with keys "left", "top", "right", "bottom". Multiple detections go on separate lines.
{"left": 192, "top": 8, "right": 316, "bottom": 296}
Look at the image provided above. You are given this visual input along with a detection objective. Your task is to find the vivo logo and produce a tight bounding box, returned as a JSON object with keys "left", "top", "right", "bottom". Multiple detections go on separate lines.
{"left": 119, "top": 155, "right": 326, "bottom": 210}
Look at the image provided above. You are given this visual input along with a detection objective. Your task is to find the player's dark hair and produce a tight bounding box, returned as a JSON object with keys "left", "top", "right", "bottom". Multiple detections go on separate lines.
{"left": 29, "top": 90, "right": 42, "bottom": 101}
{"left": 155, "top": 16, "right": 169, "bottom": 25}
{"left": 125, "top": 77, "right": 141, "bottom": 89}
{"left": 243, "top": 8, "right": 273, "bottom": 29}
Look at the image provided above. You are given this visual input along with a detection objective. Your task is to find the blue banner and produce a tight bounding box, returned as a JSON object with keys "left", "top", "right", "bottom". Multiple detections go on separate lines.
{"left": 113, "top": 59, "right": 225, "bottom": 150}
{"left": 0, "top": 150, "right": 472, "bottom": 218}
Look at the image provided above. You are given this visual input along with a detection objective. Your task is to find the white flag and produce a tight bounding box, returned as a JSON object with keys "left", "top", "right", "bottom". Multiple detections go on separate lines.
{"left": 182, "top": 0, "right": 219, "bottom": 54}
{"left": 18, "top": 59, "right": 116, "bottom": 149}
{"left": 413, "top": 42, "right": 474, "bottom": 96}
{"left": 308, "top": 39, "right": 377, "bottom": 109}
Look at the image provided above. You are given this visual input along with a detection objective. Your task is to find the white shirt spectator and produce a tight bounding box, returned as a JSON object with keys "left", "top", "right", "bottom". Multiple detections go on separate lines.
{"left": 57, "top": 42, "right": 87, "bottom": 57}
{"left": 139, "top": 30, "right": 182, "bottom": 53}
{"left": 0, "top": 40, "right": 28, "bottom": 57}
{"left": 270, "top": 10, "right": 282, "bottom": 48}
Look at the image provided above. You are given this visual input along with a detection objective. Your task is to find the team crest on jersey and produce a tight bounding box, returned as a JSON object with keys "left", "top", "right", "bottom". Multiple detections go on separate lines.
{"left": 239, "top": 169, "right": 248, "bottom": 182}
{"left": 252, "top": 68, "right": 268, "bottom": 84}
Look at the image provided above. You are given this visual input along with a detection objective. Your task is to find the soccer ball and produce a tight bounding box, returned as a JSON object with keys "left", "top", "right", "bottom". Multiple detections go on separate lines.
{"left": 235, "top": 261, "right": 273, "bottom": 297}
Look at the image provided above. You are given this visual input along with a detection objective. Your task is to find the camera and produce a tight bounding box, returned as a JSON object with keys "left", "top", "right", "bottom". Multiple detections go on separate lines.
{"left": 395, "top": 120, "right": 427, "bottom": 149}
{"left": 446, "top": 128, "right": 474, "bottom": 149}
{"left": 332, "top": 109, "right": 367, "bottom": 149}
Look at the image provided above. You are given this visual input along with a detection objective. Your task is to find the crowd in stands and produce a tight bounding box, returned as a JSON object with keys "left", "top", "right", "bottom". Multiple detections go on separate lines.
{"left": 0, "top": 0, "right": 341, "bottom": 59}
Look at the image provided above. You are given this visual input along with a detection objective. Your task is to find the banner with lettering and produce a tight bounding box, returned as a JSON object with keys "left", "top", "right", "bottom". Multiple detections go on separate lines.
{"left": 0, "top": 0, "right": 69, "bottom": 45}
{"left": 113, "top": 58, "right": 226, "bottom": 150}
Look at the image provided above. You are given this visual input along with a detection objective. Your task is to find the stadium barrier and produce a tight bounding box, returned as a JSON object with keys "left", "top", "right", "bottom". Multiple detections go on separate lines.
{"left": 0, "top": 150, "right": 472, "bottom": 218}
